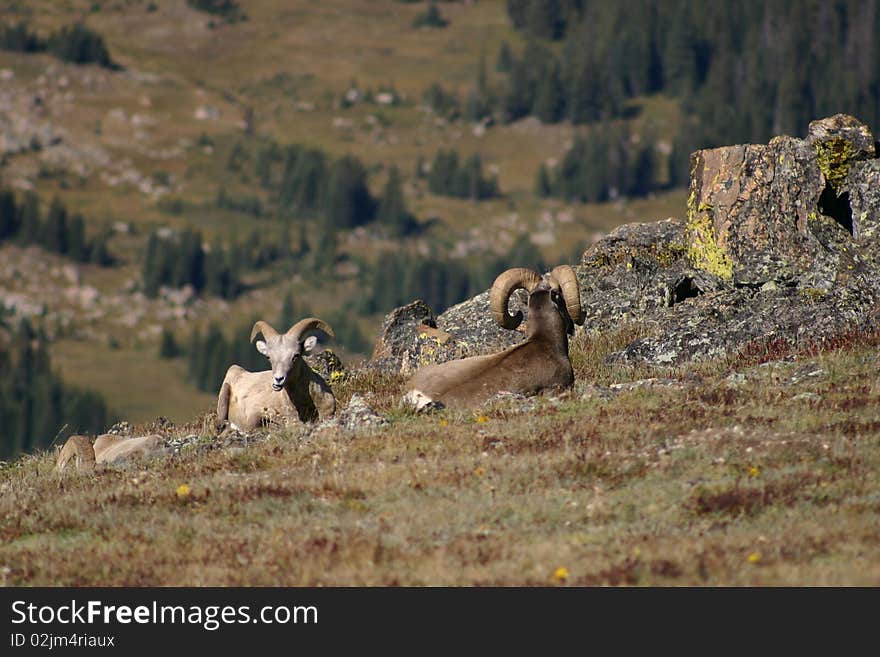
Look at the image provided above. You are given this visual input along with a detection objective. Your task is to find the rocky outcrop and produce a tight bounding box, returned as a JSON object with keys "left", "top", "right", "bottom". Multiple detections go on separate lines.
{"left": 609, "top": 113, "right": 880, "bottom": 365}
{"left": 368, "top": 295, "right": 527, "bottom": 376}
{"left": 370, "top": 114, "right": 880, "bottom": 371}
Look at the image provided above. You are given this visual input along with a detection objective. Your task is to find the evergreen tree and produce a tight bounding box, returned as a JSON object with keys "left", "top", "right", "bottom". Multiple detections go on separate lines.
{"left": 17, "top": 192, "right": 41, "bottom": 245}
{"left": 504, "top": 57, "right": 535, "bottom": 122}
{"left": 173, "top": 230, "right": 205, "bottom": 291}
{"left": 279, "top": 147, "right": 325, "bottom": 214}
{"left": 0, "top": 21, "right": 46, "bottom": 53}
{"left": 527, "top": 0, "right": 565, "bottom": 40}
{"left": 277, "top": 290, "right": 298, "bottom": 330}
{"left": 47, "top": 23, "right": 118, "bottom": 69}
{"left": 0, "top": 189, "right": 19, "bottom": 239}
{"left": 324, "top": 155, "right": 375, "bottom": 228}
{"left": 10, "top": 319, "right": 36, "bottom": 455}
{"left": 158, "top": 328, "right": 180, "bottom": 359}
{"left": 142, "top": 232, "right": 164, "bottom": 298}
{"left": 0, "top": 318, "right": 111, "bottom": 458}
{"left": 534, "top": 163, "right": 554, "bottom": 197}
{"left": 67, "top": 213, "right": 87, "bottom": 262}
{"left": 506, "top": 0, "right": 531, "bottom": 30}
{"left": 413, "top": 1, "right": 449, "bottom": 29}
{"left": 89, "top": 232, "right": 113, "bottom": 266}
{"left": 533, "top": 62, "right": 565, "bottom": 123}
{"left": 42, "top": 197, "right": 68, "bottom": 255}
{"left": 661, "top": 3, "right": 698, "bottom": 95}
{"left": 496, "top": 41, "right": 513, "bottom": 73}
{"left": 312, "top": 220, "right": 338, "bottom": 274}
{"left": 376, "top": 165, "right": 415, "bottom": 236}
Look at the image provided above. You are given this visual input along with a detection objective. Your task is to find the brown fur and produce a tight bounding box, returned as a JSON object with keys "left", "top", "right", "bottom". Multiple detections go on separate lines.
{"left": 55, "top": 433, "right": 164, "bottom": 473}
{"left": 404, "top": 287, "right": 574, "bottom": 409}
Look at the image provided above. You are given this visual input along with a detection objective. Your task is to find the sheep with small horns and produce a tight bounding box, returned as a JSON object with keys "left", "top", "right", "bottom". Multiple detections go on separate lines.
{"left": 216, "top": 317, "right": 337, "bottom": 430}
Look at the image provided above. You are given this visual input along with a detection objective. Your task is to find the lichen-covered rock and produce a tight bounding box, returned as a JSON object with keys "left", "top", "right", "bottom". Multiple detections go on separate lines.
{"left": 368, "top": 294, "right": 525, "bottom": 376}
{"left": 807, "top": 113, "right": 876, "bottom": 192}
{"left": 334, "top": 394, "right": 388, "bottom": 431}
{"left": 305, "top": 349, "right": 346, "bottom": 384}
{"left": 369, "top": 115, "right": 880, "bottom": 371}
{"left": 848, "top": 159, "right": 880, "bottom": 242}
{"left": 686, "top": 114, "right": 875, "bottom": 288}
{"left": 687, "top": 137, "right": 825, "bottom": 285}
{"left": 577, "top": 218, "right": 717, "bottom": 330}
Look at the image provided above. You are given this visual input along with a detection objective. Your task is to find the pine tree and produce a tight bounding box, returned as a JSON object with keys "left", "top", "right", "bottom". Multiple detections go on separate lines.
{"left": 413, "top": 1, "right": 449, "bottom": 29}
{"left": 376, "top": 165, "right": 414, "bottom": 236}
{"left": 158, "top": 328, "right": 180, "bottom": 359}
{"left": 312, "top": 220, "right": 338, "bottom": 274}
{"left": 428, "top": 149, "right": 458, "bottom": 195}
{"left": 527, "top": 0, "right": 565, "bottom": 40}
{"left": 662, "top": 3, "right": 698, "bottom": 96}
{"left": 504, "top": 58, "right": 534, "bottom": 122}
{"left": 0, "top": 189, "right": 19, "bottom": 240}
{"left": 42, "top": 196, "right": 68, "bottom": 254}
{"left": 173, "top": 230, "right": 205, "bottom": 291}
{"left": 496, "top": 41, "right": 513, "bottom": 72}
{"left": 533, "top": 62, "right": 565, "bottom": 123}
{"left": 89, "top": 232, "right": 112, "bottom": 266}
{"left": 10, "top": 319, "right": 36, "bottom": 455}
{"left": 142, "top": 232, "right": 163, "bottom": 298}
{"left": 280, "top": 148, "right": 325, "bottom": 214}
{"left": 277, "top": 291, "right": 297, "bottom": 330}
{"left": 534, "top": 163, "right": 554, "bottom": 197}
{"left": 47, "top": 23, "right": 117, "bottom": 69}
{"left": 506, "top": 0, "right": 530, "bottom": 30}
{"left": 17, "top": 191, "right": 41, "bottom": 246}
{"left": 67, "top": 213, "right": 87, "bottom": 262}
{"left": 324, "top": 155, "right": 375, "bottom": 228}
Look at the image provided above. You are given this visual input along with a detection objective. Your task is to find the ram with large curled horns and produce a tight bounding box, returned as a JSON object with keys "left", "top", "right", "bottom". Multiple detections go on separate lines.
{"left": 216, "top": 317, "right": 337, "bottom": 430}
{"left": 402, "top": 265, "right": 584, "bottom": 410}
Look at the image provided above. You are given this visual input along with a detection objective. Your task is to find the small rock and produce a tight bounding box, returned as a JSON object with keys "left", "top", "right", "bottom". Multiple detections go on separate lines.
{"left": 106, "top": 421, "right": 133, "bottom": 436}
{"left": 335, "top": 394, "right": 388, "bottom": 431}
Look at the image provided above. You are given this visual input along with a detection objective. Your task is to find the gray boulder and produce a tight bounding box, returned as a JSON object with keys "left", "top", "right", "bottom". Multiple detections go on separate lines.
{"left": 370, "top": 114, "right": 880, "bottom": 371}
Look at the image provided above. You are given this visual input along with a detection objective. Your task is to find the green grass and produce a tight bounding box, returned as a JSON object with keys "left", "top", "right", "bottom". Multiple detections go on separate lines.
{"left": 50, "top": 339, "right": 216, "bottom": 423}
{"left": 3, "top": 326, "right": 879, "bottom": 586}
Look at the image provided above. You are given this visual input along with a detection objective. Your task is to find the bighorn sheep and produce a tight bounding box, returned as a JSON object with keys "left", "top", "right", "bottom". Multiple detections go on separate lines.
{"left": 55, "top": 433, "right": 165, "bottom": 474}
{"left": 403, "top": 265, "right": 584, "bottom": 410}
{"left": 216, "top": 318, "right": 337, "bottom": 430}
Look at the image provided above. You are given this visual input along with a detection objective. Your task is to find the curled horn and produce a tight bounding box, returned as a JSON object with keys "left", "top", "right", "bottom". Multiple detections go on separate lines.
{"left": 250, "top": 320, "right": 280, "bottom": 343}
{"left": 286, "top": 317, "right": 335, "bottom": 342}
{"left": 489, "top": 268, "right": 543, "bottom": 330}
{"left": 550, "top": 265, "right": 584, "bottom": 326}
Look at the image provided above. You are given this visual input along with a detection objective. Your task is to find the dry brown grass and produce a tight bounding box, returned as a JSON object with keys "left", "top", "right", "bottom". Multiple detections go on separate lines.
{"left": 2, "top": 326, "right": 879, "bottom": 586}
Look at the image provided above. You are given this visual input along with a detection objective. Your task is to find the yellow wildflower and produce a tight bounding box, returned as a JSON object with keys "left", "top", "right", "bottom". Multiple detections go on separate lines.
{"left": 475, "top": 415, "right": 488, "bottom": 424}
{"left": 553, "top": 567, "right": 569, "bottom": 582}
{"left": 748, "top": 465, "right": 761, "bottom": 477}
{"left": 439, "top": 419, "right": 448, "bottom": 427}
{"left": 747, "top": 552, "right": 761, "bottom": 564}
{"left": 176, "top": 484, "right": 191, "bottom": 499}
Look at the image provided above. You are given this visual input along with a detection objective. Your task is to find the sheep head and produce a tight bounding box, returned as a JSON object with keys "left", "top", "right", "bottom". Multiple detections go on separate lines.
{"left": 490, "top": 265, "right": 584, "bottom": 336}
{"left": 250, "top": 318, "right": 335, "bottom": 391}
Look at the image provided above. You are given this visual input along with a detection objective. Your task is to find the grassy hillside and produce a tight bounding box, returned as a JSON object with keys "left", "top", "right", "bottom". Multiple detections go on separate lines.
{"left": 2, "top": 327, "right": 879, "bottom": 585}
{"left": 0, "top": 0, "right": 689, "bottom": 425}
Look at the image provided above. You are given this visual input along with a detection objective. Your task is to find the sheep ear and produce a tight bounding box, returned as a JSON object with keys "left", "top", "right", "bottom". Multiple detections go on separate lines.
{"left": 255, "top": 340, "right": 269, "bottom": 356}
{"left": 302, "top": 335, "right": 318, "bottom": 353}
